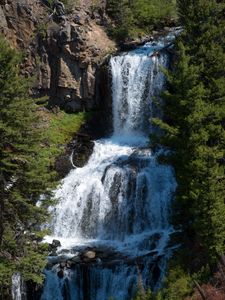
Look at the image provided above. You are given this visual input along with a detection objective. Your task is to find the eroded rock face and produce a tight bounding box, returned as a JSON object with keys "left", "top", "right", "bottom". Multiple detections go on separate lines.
{"left": 43, "top": 14, "right": 115, "bottom": 112}
{"left": 0, "top": 0, "right": 116, "bottom": 112}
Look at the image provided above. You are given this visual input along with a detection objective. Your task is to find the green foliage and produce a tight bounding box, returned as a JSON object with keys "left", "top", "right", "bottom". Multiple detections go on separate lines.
{"left": 154, "top": 264, "right": 193, "bottom": 300}
{"left": 131, "top": 263, "right": 192, "bottom": 300}
{"left": 0, "top": 35, "right": 86, "bottom": 296}
{"left": 154, "top": 0, "right": 225, "bottom": 273}
{"left": 0, "top": 35, "right": 53, "bottom": 291}
{"left": 47, "top": 0, "right": 80, "bottom": 11}
{"left": 90, "top": 0, "right": 102, "bottom": 13}
{"left": 132, "top": 0, "right": 176, "bottom": 28}
{"left": 132, "top": 289, "right": 153, "bottom": 300}
{"left": 106, "top": 0, "right": 177, "bottom": 41}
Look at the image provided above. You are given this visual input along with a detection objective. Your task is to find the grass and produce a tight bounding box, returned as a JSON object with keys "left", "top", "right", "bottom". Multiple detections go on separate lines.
{"left": 37, "top": 110, "right": 88, "bottom": 167}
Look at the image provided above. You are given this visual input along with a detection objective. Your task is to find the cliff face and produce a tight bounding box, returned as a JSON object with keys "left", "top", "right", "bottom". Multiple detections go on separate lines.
{"left": 0, "top": 0, "right": 116, "bottom": 112}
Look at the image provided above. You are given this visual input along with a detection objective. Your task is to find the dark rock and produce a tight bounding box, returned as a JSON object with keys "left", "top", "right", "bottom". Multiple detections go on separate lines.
{"left": 45, "top": 261, "right": 54, "bottom": 270}
{"left": 72, "top": 136, "right": 94, "bottom": 168}
{"left": 66, "top": 261, "right": 72, "bottom": 268}
{"left": 64, "top": 100, "right": 83, "bottom": 113}
{"left": 60, "top": 261, "right": 66, "bottom": 269}
{"left": 49, "top": 255, "right": 68, "bottom": 264}
{"left": 58, "top": 249, "right": 71, "bottom": 255}
{"left": 55, "top": 154, "right": 73, "bottom": 177}
{"left": 69, "top": 255, "right": 82, "bottom": 264}
{"left": 52, "top": 239, "right": 61, "bottom": 248}
{"left": 49, "top": 239, "right": 61, "bottom": 254}
{"left": 57, "top": 269, "right": 64, "bottom": 279}
{"left": 48, "top": 250, "right": 57, "bottom": 256}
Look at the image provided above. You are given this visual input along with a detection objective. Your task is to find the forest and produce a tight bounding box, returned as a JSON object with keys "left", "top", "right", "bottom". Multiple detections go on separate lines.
{"left": 1, "top": 0, "right": 225, "bottom": 299}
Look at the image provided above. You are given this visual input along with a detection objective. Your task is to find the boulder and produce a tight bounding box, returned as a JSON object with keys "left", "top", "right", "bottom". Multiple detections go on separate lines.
{"left": 83, "top": 251, "right": 96, "bottom": 259}
{"left": 55, "top": 154, "right": 73, "bottom": 177}
{"left": 49, "top": 239, "right": 61, "bottom": 254}
{"left": 52, "top": 239, "right": 61, "bottom": 248}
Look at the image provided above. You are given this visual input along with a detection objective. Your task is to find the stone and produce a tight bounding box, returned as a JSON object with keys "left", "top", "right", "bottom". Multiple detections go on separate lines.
{"left": 83, "top": 251, "right": 96, "bottom": 259}
{"left": 72, "top": 137, "right": 94, "bottom": 168}
{"left": 60, "top": 261, "right": 66, "bottom": 268}
{"left": 65, "top": 99, "right": 83, "bottom": 113}
{"left": 164, "top": 26, "right": 171, "bottom": 31}
{"left": 70, "top": 256, "right": 81, "bottom": 264}
{"left": 57, "top": 269, "right": 64, "bottom": 279}
{"left": 48, "top": 250, "right": 57, "bottom": 256}
{"left": 0, "top": 6, "right": 7, "bottom": 28}
{"left": 58, "top": 249, "right": 71, "bottom": 255}
{"left": 52, "top": 239, "right": 61, "bottom": 248}
{"left": 65, "top": 94, "right": 71, "bottom": 101}
{"left": 55, "top": 154, "right": 73, "bottom": 177}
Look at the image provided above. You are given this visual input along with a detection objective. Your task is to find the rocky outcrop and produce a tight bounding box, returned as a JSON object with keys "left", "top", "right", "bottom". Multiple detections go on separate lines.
{"left": 45, "top": 10, "right": 115, "bottom": 112}
{"left": 0, "top": 0, "right": 116, "bottom": 112}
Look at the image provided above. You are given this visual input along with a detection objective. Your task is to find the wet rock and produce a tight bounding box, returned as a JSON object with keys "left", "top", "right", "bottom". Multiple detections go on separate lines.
{"left": 48, "top": 250, "right": 57, "bottom": 257}
{"left": 49, "top": 239, "right": 61, "bottom": 255}
{"left": 58, "top": 249, "right": 71, "bottom": 255}
{"left": 72, "top": 134, "right": 95, "bottom": 168}
{"left": 60, "top": 261, "right": 66, "bottom": 269}
{"left": 57, "top": 269, "right": 64, "bottom": 279}
{"left": 55, "top": 154, "right": 73, "bottom": 177}
{"left": 69, "top": 255, "right": 82, "bottom": 264}
{"left": 48, "top": 255, "right": 68, "bottom": 266}
{"left": 66, "top": 261, "right": 72, "bottom": 268}
{"left": 82, "top": 251, "right": 96, "bottom": 259}
{"left": 52, "top": 239, "right": 61, "bottom": 248}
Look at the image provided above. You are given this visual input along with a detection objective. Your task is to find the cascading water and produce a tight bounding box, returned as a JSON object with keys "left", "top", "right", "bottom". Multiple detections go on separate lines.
{"left": 12, "top": 273, "right": 26, "bottom": 300}
{"left": 41, "top": 30, "right": 178, "bottom": 300}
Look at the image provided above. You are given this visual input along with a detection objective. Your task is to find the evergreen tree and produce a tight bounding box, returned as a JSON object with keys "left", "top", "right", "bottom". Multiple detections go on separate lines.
{"left": 106, "top": 0, "right": 177, "bottom": 41}
{"left": 154, "top": 0, "right": 225, "bottom": 267}
{"left": 0, "top": 36, "right": 56, "bottom": 295}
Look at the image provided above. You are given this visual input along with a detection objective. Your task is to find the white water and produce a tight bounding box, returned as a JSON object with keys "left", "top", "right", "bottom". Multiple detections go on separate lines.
{"left": 41, "top": 31, "right": 178, "bottom": 300}
{"left": 12, "top": 273, "right": 26, "bottom": 300}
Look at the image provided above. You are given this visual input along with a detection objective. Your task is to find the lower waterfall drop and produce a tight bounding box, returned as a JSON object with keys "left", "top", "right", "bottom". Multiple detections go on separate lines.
{"left": 41, "top": 31, "right": 178, "bottom": 300}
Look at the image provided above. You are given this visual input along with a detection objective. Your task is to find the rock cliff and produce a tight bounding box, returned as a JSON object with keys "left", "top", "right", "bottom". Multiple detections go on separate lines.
{"left": 0, "top": 0, "right": 116, "bottom": 112}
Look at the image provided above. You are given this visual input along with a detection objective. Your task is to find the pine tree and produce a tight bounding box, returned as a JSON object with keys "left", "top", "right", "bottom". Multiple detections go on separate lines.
{"left": 106, "top": 0, "right": 177, "bottom": 41}
{"left": 106, "top": 0, "right": 123, "bottom": 19}
{"left": 0, "top": 36, "right": 56, "bottom": 294}
{"left": 154, "top": 0, "right": 225, "bottom": 266}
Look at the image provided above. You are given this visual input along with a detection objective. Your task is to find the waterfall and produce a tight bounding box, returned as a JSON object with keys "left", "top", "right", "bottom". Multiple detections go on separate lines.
{"left": 12, "top": 273, "right": 26, "bottom": 300}
{"left": 41, "top": 30, "right": 178, "bottom": 300}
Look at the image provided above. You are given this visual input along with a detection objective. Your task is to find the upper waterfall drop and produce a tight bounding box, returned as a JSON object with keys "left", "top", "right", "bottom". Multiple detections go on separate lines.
{"left": 110, "top": 49, "right": 168, "bottom": 137}
{"left": 41, "top": 30, "right": 178, "bottom": 300}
